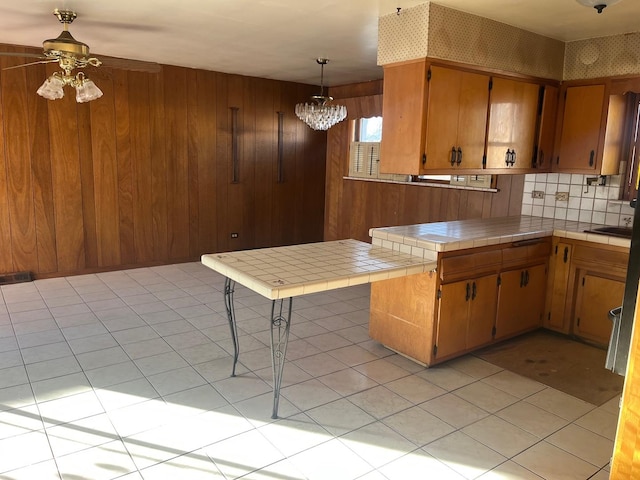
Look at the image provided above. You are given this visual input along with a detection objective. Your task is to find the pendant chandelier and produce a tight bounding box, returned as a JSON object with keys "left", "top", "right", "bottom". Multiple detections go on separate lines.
{"left": 295, "top": 58, "right": 347, "bottom": 131}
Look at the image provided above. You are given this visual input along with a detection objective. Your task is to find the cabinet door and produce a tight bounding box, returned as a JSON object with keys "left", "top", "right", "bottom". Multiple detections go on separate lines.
{"left": 380, "top": 60, "right": 428, "bottom": 175}
{"left": 467, "top": 274, "right": 498, "bottom": 349}
{"left": 535, "top": 85, "right": 559, "bottom": 171}
{"left": 574, "top": 273, "right": 625, "bottom": 346}
{"left": 555, "top": 84, "right": 605, "bottom": 171}
{"left": 521, "top": 264, "right": 547, "bottom": 331}
{"left": 495, "top": 264, "right": 547, "bottom": 340}
{"left": 435, "top": 280, "right": 469, "bottom": 359}
{"left": 485, "top": 78, "right": 540, "bottom": 171}
{"left": 545, "top": 242, "right": 572, "bottom": 333}
{"left": 424, "top": 66, "right": 489, "bottom": 170}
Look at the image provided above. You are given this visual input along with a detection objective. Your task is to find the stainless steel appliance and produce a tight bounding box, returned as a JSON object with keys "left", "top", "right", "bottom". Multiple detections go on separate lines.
{"left": 606, "top": 196, "right": 640, "bottom": 375}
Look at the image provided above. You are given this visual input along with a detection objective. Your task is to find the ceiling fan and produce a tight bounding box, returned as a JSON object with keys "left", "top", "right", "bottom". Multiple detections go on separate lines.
{"left": 0, "top": 9, "right": 161, "bottom": 102}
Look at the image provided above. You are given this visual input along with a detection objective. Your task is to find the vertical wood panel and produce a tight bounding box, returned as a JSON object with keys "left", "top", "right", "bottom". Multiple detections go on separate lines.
{"left": 128, "top": 72, "right": 154, "bottom": 263}
{"left": 253, "top": 78, "right": 274, "bottom": 248}
{"left": 90, "top": 73, "right": 121, "bottom": 266}
{"left": 0, "top": 56, "right": 326, "bottom": 277}
{"left": 26, "top": 64, "right": 57, "bottom": 274}
{"left": 48, "top": 91, "right": 85, "bottom": 272}
{"left": 215, "top": 73, "right": 230, "bottom": 253}
{"left": 164, "top": 66, "right": 190, "bottom": 260}
{"left": 113, "top": 70, "right": 135, "bottom": 265}
{"left": 149, "top": 72, "right": 168, "bottom": 261}
{"left": 1, "top": 53, "right": 37, "bottom": 272}
{"left": 187, "top": 69, "right": 200, "bottom": 258}
{"left": 77, "top": 98, "right": 98, "bottom": 268}
{"left": 0, "top": 66, "right": 14, "bottom": 273}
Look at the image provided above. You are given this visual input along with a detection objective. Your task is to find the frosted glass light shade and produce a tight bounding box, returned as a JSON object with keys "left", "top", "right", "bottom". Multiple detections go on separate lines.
{"left": 75, "top": 79, "right": 103, "bottom": 103}
{"left": 36, "top": 76, "right": 65, "bottom": 100}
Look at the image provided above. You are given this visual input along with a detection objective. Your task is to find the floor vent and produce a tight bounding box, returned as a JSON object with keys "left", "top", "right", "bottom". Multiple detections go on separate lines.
{"left": 0, "top": 272, "right": 33, "bottom": 285}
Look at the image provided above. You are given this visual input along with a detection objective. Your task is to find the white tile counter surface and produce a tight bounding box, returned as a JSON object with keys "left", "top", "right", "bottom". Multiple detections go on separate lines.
{"left": 201, "top": 239, "right": 436, "bottom": 300}
{"left": 370, "top": 215, "right": 631, "bottom": 255}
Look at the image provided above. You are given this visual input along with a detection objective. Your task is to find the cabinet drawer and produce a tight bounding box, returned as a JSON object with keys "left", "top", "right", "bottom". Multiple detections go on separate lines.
{"left": 440, "top": 249, "right": 502, "bottom": 282}
{"left": 502, "top": 238, "right": 551, "bottom": 268}
{"left": 572, "top": 244, "right": 629, "bottom": 270}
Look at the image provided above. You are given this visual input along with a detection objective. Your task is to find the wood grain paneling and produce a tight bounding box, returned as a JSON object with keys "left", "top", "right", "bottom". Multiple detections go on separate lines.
{"left": 324, "top": 82, "right": 525, "bottom": 242}
{"left": 0, "top": 43, "right": 325, "bottom": 277}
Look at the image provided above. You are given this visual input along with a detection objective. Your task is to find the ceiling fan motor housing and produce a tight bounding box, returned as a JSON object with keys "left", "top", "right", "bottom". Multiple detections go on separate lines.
{"left": 43, "top": 30, "right": 90, "bottom": 59}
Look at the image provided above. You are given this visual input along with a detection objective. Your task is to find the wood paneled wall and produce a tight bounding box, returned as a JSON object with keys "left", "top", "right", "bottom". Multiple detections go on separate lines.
{"left": 324, "top": 81, "right": 525, "bottom": 242}
{"left": 0, "top": 45, "right": 326, "bottom": 278}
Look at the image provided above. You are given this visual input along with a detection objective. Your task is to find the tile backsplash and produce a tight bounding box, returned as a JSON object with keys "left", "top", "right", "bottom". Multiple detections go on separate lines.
{"left": 521, "top": 173, "right": 635, "bottom": 226}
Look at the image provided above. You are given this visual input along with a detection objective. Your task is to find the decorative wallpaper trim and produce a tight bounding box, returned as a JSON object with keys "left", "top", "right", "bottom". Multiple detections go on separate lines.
{"left": 378, "top": 2, "right": 564, "bottom": 80}
{"left": 565, "top": 32, "right": 640, "bottom": 80}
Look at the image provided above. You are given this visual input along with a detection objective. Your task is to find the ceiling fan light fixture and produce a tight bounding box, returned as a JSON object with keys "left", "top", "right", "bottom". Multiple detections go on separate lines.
{"left": 575, "top": 0, "right": 622, "bottom": 13}
{"left": 36, "top": 75, "right": 65, "bottom": 100}
{"left": 295, "top": 58, "right": 347, "bottom": 131}
{"left": 75, "top": 77, "right": 103, "bottom": 103}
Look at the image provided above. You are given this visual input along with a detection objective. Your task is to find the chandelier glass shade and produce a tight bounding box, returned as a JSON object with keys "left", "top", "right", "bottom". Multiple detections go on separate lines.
{"left": 37, "top": 70, "right": 103, "bottom": 103}
{"left": 295, "top": 59, "right": 347, "bottom": 131}
{"left": 575, "top": 0, "right": 622, "bottom": 13}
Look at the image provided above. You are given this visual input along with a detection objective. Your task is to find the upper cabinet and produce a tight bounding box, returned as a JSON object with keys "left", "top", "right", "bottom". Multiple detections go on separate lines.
{"left": 379, "top": 59, "right": 558, "bottom": 175}
{"left": 379, "top": 59, "right": 428, "bottom": 175}
{"left": 424, "top": 66, "right": 489, "bottom": 170}
{"left": 485, "top": 77, "right": 540, "bottom": 171}
{"left": 553, "top": 83, "right": 626, "bottom": 174}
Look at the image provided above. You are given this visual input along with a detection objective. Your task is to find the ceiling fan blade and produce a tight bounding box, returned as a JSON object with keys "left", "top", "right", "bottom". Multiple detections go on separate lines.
{"left": 2, "top": 59, "right": 58, "bottom": 70}
{"left": 97, "top": 55, "right": 162, "bottom": 73}
{"left": 0, "top": 52, "right": 47, "bottom": 60}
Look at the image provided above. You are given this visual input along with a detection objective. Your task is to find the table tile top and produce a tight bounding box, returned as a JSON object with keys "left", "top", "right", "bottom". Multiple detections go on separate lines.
{"left": 370, "top": 215, "right": 631, "bottom": 252}
{"left": 201, "top": 239, "right": 436, "bottom": 300}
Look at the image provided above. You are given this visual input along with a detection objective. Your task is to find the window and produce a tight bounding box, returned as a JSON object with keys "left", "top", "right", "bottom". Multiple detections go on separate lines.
{"left": 354, "top": 117, "right": 382, "bottom": 142}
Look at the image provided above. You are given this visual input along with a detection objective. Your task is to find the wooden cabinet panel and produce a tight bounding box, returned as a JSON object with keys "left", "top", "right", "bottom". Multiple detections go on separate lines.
{"left": 369, "top": 271, "right": 438, "bottom": 365}
{"left": 436, "top": 280, "right": 471, "bottom": 359}
{"left": 495, "top": 263, "right": 547, "bottom": 340}
{"left": 535, "top": 85, "right": 559, "bottom": 171}
{"left": 485, "top": 78, "right": 539, "bottom": 171}
{"left": 555, "top": 84, "right": 605, "bottom": 171}
{"left": 574, "top": 273, "right": 625, "bottom": 346}
{"left": 436, "top": 274, "right": 498, "bottom": 360}
{"left": 544, "top": 241, "right": 572, "bottom": 332}
{"left": 467, "top": 274, "right": 499, "bottom": 349}
{"left": 425, "top": 66, "right": 489, "bottom": 170}
{"left": 379, "top": 59, "right": 427, "bottom": 175}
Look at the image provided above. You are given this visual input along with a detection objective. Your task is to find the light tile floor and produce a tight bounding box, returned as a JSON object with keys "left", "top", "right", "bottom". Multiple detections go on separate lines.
{"left": 0, "top": 262, "right": 618, "bottom": 480}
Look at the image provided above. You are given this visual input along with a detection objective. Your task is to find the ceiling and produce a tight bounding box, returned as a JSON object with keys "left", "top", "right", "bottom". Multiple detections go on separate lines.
{"left": 0, "top": 0, "right": 638, "bottom": 87}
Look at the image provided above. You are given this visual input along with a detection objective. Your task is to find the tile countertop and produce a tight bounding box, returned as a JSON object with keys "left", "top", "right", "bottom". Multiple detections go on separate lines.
{"left": 370, "top": 215, "right": 631, "bottom": 256}
{"left": 201, "top": 239, "right": 436, "bottom": 300}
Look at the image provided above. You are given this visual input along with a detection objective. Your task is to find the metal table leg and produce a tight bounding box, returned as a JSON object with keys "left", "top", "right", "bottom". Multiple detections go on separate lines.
{"left": 270, "top": 297, "right": 292, "bottom": 419}
{"left": 223, "top": 277, "right": 240, "bottom": 376}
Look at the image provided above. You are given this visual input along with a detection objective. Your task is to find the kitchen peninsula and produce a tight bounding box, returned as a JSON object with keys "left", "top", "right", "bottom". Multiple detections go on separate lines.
{"left": 369, "top": 215, "right": 631, "bottom": 366}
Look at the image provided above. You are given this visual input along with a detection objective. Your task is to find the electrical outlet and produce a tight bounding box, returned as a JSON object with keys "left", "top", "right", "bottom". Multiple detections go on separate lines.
{"left": 531, "top": 190, "right": 544, "bottom": 199}
{"left": 555, "top": 192, "right": 569, "bottom": 201}
{"left": 230, "top": 233, "right": 239, "bottom": 238}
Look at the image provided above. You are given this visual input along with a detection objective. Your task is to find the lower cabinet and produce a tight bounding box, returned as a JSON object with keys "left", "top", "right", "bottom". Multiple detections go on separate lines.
{"left": 495, "top": 264, "right": 547, "bottom": 340}
{"left": 435, "top": 274, "right": 498, "bottom": 359}
{"left": 369, "top": 238, "right": 550, "bottom": 366}
{"left": 544, "top": 238, "right": 628, "bottom": 347}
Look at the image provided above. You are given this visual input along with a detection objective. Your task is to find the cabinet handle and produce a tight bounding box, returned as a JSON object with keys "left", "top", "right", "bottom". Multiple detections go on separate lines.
{"left": 456, "top": 147, "right": 462, "bottom": 165}
{"left": 589, "top": 150, "right": 595, "bottom": 167}
{"left": 563, "top": 246, "right": 569, "bottom": 263}
{"left": 450, "top": 147, "right": 457, "bottom": 166}
{"left": 520, "top": 271, "right": 525, "bottom": 287}
{"left": 471, "top": 281, "right": 477, "bottom": 300}
{"left": 511, "top": 150, "right": 516, "bottom": 166}
{"left": 422, "top": 153, "right": 427, "bottom": 165}
{"left": 465, "top": 282, "right": 470, "bottom": 301}
{"left": 505, "top": 149, "right": 510, "bottom": 166}
{"left": 524, "top": 270, "right": 530, "bottom": 286}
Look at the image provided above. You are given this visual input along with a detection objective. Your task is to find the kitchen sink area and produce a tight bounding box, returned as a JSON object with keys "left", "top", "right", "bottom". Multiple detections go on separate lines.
{"left": 584, "top": 226, "right": 633, "bottom": 239}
